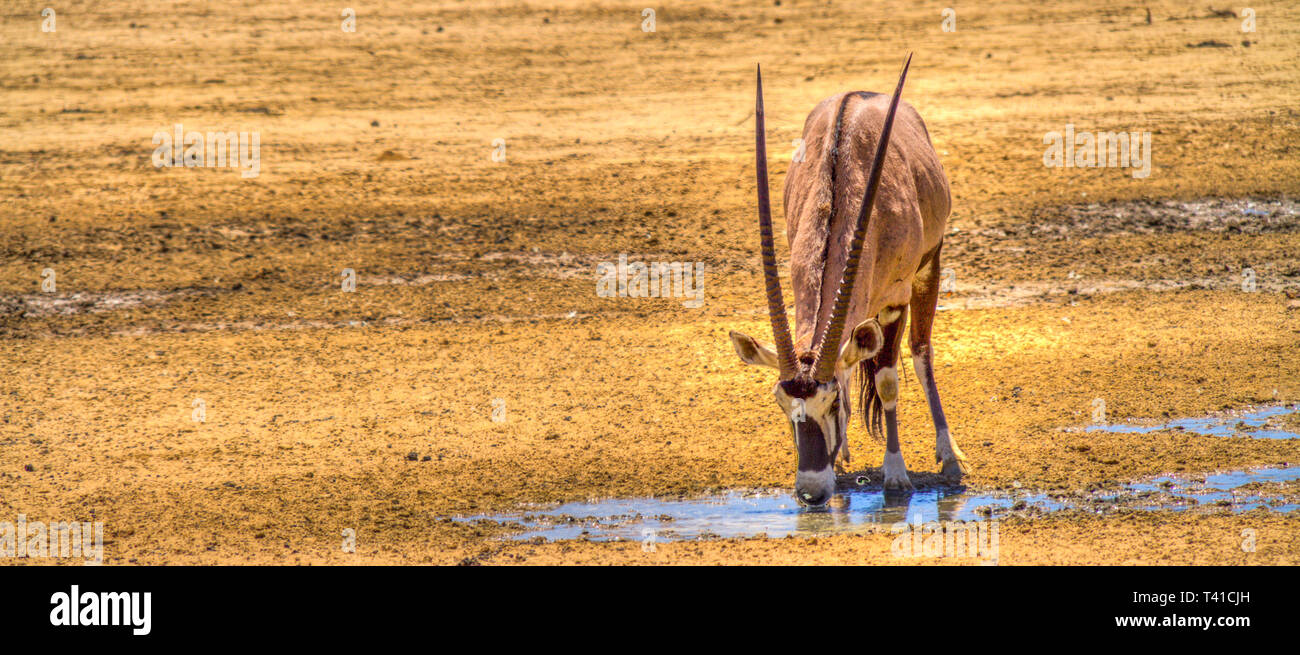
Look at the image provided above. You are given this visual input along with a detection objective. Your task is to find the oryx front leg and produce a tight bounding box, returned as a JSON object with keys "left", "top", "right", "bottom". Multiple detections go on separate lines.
{"left": 876, "top": 365, "right": 913, "bottom": 491}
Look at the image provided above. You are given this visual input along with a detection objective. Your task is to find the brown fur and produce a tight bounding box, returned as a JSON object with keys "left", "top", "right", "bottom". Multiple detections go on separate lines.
{"left": 782, "top": 92, "right": 950, "bottom": 356}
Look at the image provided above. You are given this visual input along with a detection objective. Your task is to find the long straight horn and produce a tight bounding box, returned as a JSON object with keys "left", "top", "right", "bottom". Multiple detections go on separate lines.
{"left": 755, "top": 64, "right": 798, "bottom": 380}
{"left": 812, "top": 53, "right": 912, "bottom": 383}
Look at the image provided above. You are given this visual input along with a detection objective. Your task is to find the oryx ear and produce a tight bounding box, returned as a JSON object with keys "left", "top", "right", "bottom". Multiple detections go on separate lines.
{"left": 729, "top": 330, "right": 780, "bottom": 370}
{"left": 836, "top": 318, "right": 884, "bottom": 372}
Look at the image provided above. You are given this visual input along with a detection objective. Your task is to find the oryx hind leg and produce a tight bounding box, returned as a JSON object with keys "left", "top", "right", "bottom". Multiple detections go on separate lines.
{"left": 910, "top": 242, "right": 969, "bottom": 480}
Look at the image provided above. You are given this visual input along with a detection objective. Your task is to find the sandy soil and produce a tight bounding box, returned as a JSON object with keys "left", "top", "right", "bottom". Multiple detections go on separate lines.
{"left": 1, "top": 0, "right": 1298, "bottom": 564}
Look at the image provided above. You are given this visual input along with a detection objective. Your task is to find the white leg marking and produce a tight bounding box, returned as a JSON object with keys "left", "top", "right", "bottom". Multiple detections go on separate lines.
{"left": 874, "top": 367, "right": 899, "bottom": 411}
{"left": 936, "top": 427, "right": 956, "bottom": 463}
{"left": 912, "top": 353, "right": 931, "bottom": 390}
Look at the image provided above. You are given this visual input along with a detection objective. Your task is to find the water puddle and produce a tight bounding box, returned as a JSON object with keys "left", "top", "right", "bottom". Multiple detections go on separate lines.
{"left": 463, "top": 405, "right": 1300, "bottom": 543}
{"left": 466, "top": 486, "right": 1029, "bottom": 542}
{"left": 463, "top": 465, "right": 1300, "bottom": 543}
{"left": 1082, "top": 404, "right": 1300, "bottom": 439}
{"left": 1123, "top": 468, "right": 1300, "bottom": 513}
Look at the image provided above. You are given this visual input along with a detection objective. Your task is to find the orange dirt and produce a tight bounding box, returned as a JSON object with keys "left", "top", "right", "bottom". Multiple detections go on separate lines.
{"left": 1, "top": 0, "right": 1298, "bottom": 564}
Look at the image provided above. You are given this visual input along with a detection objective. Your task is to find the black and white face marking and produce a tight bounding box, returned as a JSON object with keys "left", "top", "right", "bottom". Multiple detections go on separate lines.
{"left": 728, "top": 321, "right": 882, "bottom": 507}
{"left": 773, "top": 382, "right": 847, "bottom": 507}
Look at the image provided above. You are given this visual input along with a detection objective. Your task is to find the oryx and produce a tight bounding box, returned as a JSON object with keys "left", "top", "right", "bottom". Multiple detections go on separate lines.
{"left": 729, "top": 55, "right": 967, "bottom": 506}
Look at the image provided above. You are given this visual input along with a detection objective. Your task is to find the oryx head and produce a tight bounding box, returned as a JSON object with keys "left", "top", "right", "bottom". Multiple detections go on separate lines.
{"left": 728, "top": 59, "right": 910, "bottom": 507}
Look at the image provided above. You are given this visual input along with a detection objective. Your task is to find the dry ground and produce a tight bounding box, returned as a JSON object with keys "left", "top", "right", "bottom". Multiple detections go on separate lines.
{"left": 1, "top": 0, "right": 1298, "bottom": 564}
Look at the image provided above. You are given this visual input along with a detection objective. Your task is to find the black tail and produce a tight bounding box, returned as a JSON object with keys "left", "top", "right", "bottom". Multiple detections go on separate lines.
{"left": 857, "top": 358, "right": 884, "bottom": 440}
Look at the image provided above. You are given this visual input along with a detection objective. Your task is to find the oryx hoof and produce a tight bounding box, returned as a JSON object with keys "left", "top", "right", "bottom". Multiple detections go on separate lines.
{"left": 884, "top": 473, "right": 914, "bottom": 491}
{"left": 940, "top": 455, "right": 969, "bottom": 481}
{"left": 882, "top": 451, "right": 913, "bottom": 491}
{"left": 936, "top": 431, "right": 970, "bottom": 481}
